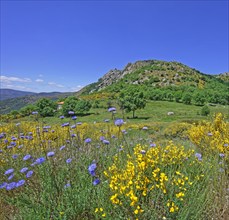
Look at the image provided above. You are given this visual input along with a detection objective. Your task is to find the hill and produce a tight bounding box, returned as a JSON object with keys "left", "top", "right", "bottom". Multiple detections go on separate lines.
{"left": 79, "top": 59, "right": 229, "bottom": 94}
{"left": 0, "top": 89, "right": 36, "bottom": 100}
{"left": 0, "top": 91, "right": 73, "bottom": 114}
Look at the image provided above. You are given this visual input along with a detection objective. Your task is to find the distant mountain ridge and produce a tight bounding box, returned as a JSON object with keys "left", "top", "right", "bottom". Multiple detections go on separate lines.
{"left": 0, "top": 89, "right": 36, "bottom": 100}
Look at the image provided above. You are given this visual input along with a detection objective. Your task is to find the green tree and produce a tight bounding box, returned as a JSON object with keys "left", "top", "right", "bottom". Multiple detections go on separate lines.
{"left": 120, "top": 89, "right": 146, "bottom": 118}
{"left": 182, "top": 93, "right": 192, "bottom": 105}
{"left": 62, "top": 96, "right": 78, "bottom": 116}
{"left": 75, "top": 100, "right": 92, "bottom": 115}
{"left": 201, "top": 105, "right": 210, "bottom": 116}
{"left": 36, "top": 98, "right": 56, "bottom": 117}
{"left": 20, "top": 104, "right": 37, "bottom": 116}
{"left": 194, "top": 92, "right": 206, "bottom": 106}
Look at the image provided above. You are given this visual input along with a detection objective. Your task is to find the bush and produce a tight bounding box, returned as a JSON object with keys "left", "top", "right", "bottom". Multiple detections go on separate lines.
{"left": 201, "top": 105, "right": 210, "bottom": 116}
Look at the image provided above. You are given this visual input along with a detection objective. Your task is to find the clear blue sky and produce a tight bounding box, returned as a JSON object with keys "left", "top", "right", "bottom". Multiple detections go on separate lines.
{"left": 1, "top": 0, "right": 228, "bottom": 93}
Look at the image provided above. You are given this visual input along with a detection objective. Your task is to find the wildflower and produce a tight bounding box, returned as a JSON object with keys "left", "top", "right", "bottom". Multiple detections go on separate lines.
{"left": 142, "top": 126, "right": 148, "bottom": 130}
{"left": 64, "top": 183, "right": 71, "bottom": 188}
{"left": 59, "top": 115, "right": 65, "bottom": 119}
{"left": 68, "top": 111, "right": 75, "bottom": 115}
{"left": 66, "top": 158, "right": 72, "bottom": 164}
{"left": 71, "top": 125, "right": 76, "bottom": 129}
{"left": 16, "top": 179, "right": 25, "bottom": 188}
{"left": 47, "top": 151, "right": 55, "bottom": 157}
{"left": 5, "top": 168, "right": 14, "bottom": 175}
{"left": 104, "top": 119, "right": 110, "bottom": 122}
{"left": 85, "top": 138, "right": 92, "bottom": 143}
{"left": 59, "top": 145, "right": 66, "bottom": 151}
{"left": 93, "top": 178, "right": 100, "bottom": 186}
{"left": 23, "top": 154, "right": 31, "bottom": 161}
{"left": 6, "top": 182, "right": 16, "bottom": 190}
{"left": 88, "top": 163, "right": 97, "bottom": 176}
{"left": 35, "top": 157, "right": 46, "bottom": 165}
{"left": 108, "top": 107, "right": 116, "bottom": 112}
{"left": 111, "top": 135, "right": 116, "bottom": 138}
{"left": 77, "top": 122, "right": 82, "bottom": 125}
{"left": 150, "top": 143, "right": 156, "bottom": 147}
{"left": 219, "top": 153, "right": 225, "bottom": 158}
{"left": 0, "top": 182, "right": 7, "bottom": 189}
{"left": 71, "top": 134, "right": 76, "bottom": 137}
{"left": 207, "top": 132, "right": 213, "bottom": 136}
{"left": 12, "top": 154, "right": 18, "bottom": 159}
{"left": 20, "top": 167, "right": 29, "bottom": 173}
{"left": 62, "top": 122, "right": 70, "bottom": 127}
{"left": 72, "top": 116, "right": 77, "bottom": 120}
{"left": 100, "top": 136, "right": 105, "bottom": 141}
{"left": 32, "top": 111, "right": 38, "bottom": 115}
{"left": 103, "top": 140, "right": 110, "bottom": 145}
{"left": 8, "top": 174, "right": 14, "bottom": 180}
{"left": 26, "top": 170, "right": 34, "bottom": 178}
{"left": 115, "top": 119, "right": 124, "bottom": 126}
{"left": 140, "top": 150, "right": 146, "bottom": 154}
{"left": 195, "top": 153, "right": 202, "bottom": 161}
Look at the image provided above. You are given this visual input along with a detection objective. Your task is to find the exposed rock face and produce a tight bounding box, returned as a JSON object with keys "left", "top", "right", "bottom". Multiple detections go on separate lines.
{"left": 98, "top": 60, "right": 156, "bottom": 90}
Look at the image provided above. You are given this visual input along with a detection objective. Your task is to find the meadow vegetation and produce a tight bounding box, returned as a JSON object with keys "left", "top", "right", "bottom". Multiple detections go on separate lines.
{"left": 0, "top": 100, "right": 228, "bottom": 219}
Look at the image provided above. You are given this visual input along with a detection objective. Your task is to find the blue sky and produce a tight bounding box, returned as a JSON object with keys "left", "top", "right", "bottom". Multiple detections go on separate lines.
{"left": 1, "top": 0, "right": 228, "bottom": 93}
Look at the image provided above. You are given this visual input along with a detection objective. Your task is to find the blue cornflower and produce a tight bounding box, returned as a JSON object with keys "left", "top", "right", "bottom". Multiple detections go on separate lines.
{"left": 93, "top": 178, "right": 101, "bottom": 186}
{"left": 35, "top": 157, "right": 46, "bottom": 165}
{"left": 85, "top": 138, "right": 92, "bottom": 143}
{"left": 47, "top": 151, "right": 55, "bottom": 157}
{"left": 6, "top": 182, "right": 16, "bottom": 190}
{"left": 0, "top": 182, "right": 7, "bottom": 189}
{"left": 12, "top": 154, "right": 18, "bottom": 159}
{"left": 59, "top": 145, "right": 66, "bottom": 151}
{"left": 195, "top": 153, "right": 202, "bottom": 161}
{"left": 103, "top": 140, "right": 110, "bottom": 145}
{"left": 8, "top": 174, "right": 14, "bottom": 180}
{"left": 5, "top": 168, "right": 14, "bottom": 175}
{"left": 23, "top": 154, "right": 31, "bottom": 161}
{"left": 64, "top": 183, "right": 71, "bottom": 188}
{"left": 140, "top": 150, "right": 146, "bottom": 154}
{"left": 68, "top": 111, "right": 75, "bottom": 115}
{"left": 108, "top": 107, "right": 116, "bottom": 112}
{"left": 72, "top": 116, "right": 77, "bottom": 120}
{"left": 16, "top": 179, "right": 25, "bottom": 188}
{"left": 115, "top": 119, "right": 124, "bottom": 126}
{"left": 66, "top": 158, "right": 72, "bottom": 164}
{"left": 26, "top": 170, "right": 34, "bottom": 178}
{"left": 20, "top": 167, "right": 29, "bottom": 173}
{"left": 88, "top": 163, "right": 97, "bottom": 176}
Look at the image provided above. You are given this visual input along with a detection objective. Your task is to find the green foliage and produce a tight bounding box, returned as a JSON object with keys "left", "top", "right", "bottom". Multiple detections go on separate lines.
{"left": 36, "top": 98, "right": 57, "bottom": 117}
{"left": 20, "top": 104, "right": 38, "bottom": 116}
{"left": 182, "top": 93, "right": 192, "bottom": 105}
{"left": 75, "top": 100, "right": 92, "bottom": 115}
{"left": 119, "top": 88, "right": 146, "bottom": 118}
{"left": 201, "top": 105, "right": 210, "bottom": 116}
{"left": 193, "top": 92, "right": 206, "bottom": 106}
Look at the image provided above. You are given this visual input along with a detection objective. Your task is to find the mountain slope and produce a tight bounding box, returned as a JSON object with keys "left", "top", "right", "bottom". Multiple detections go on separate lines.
{"left": 0, "top": 89, "right": 36, "bottom": 100}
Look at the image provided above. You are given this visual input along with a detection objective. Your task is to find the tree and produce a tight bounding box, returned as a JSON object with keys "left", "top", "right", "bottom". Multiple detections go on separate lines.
{"left": 36, "top": 98, "right": 56, "bottom": 117}
{"left": 62, "top": 96, "right": 78, "bottom": 116}
{"left": 193, "top": 92, "right": 206, "bottom": 106}
{"left": 20, "top": 104, "right": 38, "bottom": 116}
{"left": 75, "top": 100, "right": 91, "bottom": 115}
{"left": 182, "top": 93, "right": 192, "bottom": 105}
{"left": 119, "top": 89, "right": 146, "bottom": 118}
{"left": 201, "top": 105, "right": 210, "bottom": 116}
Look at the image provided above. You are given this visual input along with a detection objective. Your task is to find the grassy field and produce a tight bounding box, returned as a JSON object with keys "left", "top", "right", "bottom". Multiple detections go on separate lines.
{"left": 0, "top": 101, "right": 228, "bottom": 219}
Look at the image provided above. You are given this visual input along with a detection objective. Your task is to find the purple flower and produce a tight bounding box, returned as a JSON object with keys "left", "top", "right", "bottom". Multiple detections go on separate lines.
{"left": 0, "top": 182, "right": 7, "bottom": 189}
{"left": 72, "top": 116, "right": 77, "bottom": 120}
{"left": 8, "top": 174, "right": 14, "bottom": 180}
{"left": 62, "top": 122, "right": 70, "bottom": 127}
{"left": 195, "top": 153, "right": 202, "bottom": 161}
{"left": 142, "top": 126, "right": 148, "bottom": 130}
{"left": 103, "top": 140, "right": 110, "bottom": 145}
{"left": 85, "top": 138, "right": 92, "bottom": 143}
{"left": 32, "top": 111, "right": 38, "bottom": 115}
{"left": 224, "top": 143, "right": 228, "bottom": 147}
{"left": 59, "top": 115, "right": 65, "bottom": 119}
{"left": 35, "top": 157, "right": 46, "bottom": 165}
{"left": 150, "top": 143, "right": 156, "bottom": 147}
{"left": 5, "top": 168, "right": 14, "bottom": 175}
{"left": 64, "top": 183, "right": 71, "bottom": 188}
{"left": 108, "top": 107, "right": 116, "bottom": 112}
{"left": 111, "top": 135, "right": 116, "bottom": 138}
{"left": 140, "top": 150, "right": 146, "bottom": 154}
{"left": 207, "top": 132, "right": 213, "bottom": 136}
{"left": 23, "top": 154, "right": 31, "bottom": 161}
{"left": 77, "top": 122, "right": 82, "bottom": 125}
{"left": 26, "top": 170, "right": 34, "bottom": 178}
{"left": 88, "top": 163, "right": 97, "bottom": 176}
{"left": 59, "top": 145, "right": 66, "bottom": 151}
{"left": 71, "top": 134, "right": 76, "bottom": 137}
{"left": 20, "top": 167, "right": 29, "bottom": 173}
{"left": 18, "top": 145, "right": 23, "bottom": 149}
{"left": 115, "top": 119, "right": 124, "bottom": 127}
{"left": 16, "top": 179, "right": 25, "bottom": 188}
{"left": 93, "top": 178, "right": 100, "bottom": 186}
{"left": 219, "top": 153, "right": 225, "bottom": 158}
{"left": 6, "top": 182, "right": 16, "bottom": 190}
{"left": 66, "top": 158, "right": 72, "bottom": 164}
{"left": 68, "top": 111, "right": 75, "bottom": 115}
{"left": 104, "top": 119, "right": 110, "bottom": 122}
{"left": 12, "top": 154, "right": 18, "bottom": 159}
{"left": 100, "top": 136, "right": 105, "bottom": 141}
{"left": 11, "top": 137, "right": 17, "bottom": 141}
{"left": 71, "top": 125, "right": 76, "bottom": 129}
{"left": 47, "top": 151, "right": 55, "bottom": 157}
